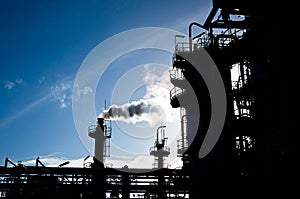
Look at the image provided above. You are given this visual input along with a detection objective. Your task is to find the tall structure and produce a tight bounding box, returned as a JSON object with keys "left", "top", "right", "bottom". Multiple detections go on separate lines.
{"left": 149, "top": 125, "right": 170, "bottom": 169}
{"left": 88, "top": 117, "right": 112, "bottom": 168}
{"left": 170, "top": 0, "right": 288, "bottom": 182}
{"left": 149, "top": 125, "right": 170, "bottom": 199}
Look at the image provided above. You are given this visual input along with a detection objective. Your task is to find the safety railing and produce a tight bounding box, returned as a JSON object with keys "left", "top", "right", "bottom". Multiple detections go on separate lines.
{"left": 169, "top": 69, "right": 184, "bottom": 81}
{"left": 170, "top": 87, "right": 186, "bottom": 101}
{"left": 177, "top": 139, "right": 188, "bottom": 157}
{"left": 88, "top": 125, "right": 97, "bottom": 134}
{"left": 149, "top": 146, "right": 170, "bottom": 154}
{"left": 175, "top": 42, "right": 201, "bottom": 54}
{"left": 152, "top": 162, "right": 171, "bottom": 169}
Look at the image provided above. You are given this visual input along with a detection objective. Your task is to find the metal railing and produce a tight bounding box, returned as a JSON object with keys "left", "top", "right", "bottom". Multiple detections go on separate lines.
{"left": 104, "top": 138, "right": 110, "bottom": 157}
{"left": 177, "top": 139, "right": 188, "bottom": 157}
{"left": 175, "top": 42, "right": 201, "bottom": 54}
{"left": 170, "top": 87, "right": 186, "bottom": 101}
{"left": 105, "top": 126, "right": 112, "bottom": 138}
{"left": 152, "top": 162, "right": 171, "bottom": 169}
{"left": 149, "top": 146, "right": 170, "bottom": 154}
{"left": 231, "top": 75, "right": 251, "bottom": 91}
{"left": 169, "top": 69, "right": 184, "bottom": 81}
{"left": 88, "top": 125, "right": 97, "bottom": 134}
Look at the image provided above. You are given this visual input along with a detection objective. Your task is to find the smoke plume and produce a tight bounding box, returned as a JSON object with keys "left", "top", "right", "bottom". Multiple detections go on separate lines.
{"left": 98, "top": 65, "right": 179, "bottom": 126}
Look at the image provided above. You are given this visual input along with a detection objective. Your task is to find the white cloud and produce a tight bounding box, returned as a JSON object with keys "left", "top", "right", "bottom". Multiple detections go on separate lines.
{"left": 142, "top": 65, "right": 178, "bottom": 124}
{"left": 4, "top": 78, "right": 23, "bottom": 90}
{"left": 74, "top": 85, "right": 93, "bottom": 97}
{"left": 98, "top": 65, "right": 182, "bottom": 166}
{"left": 0, "top": 75, "right": 75, "bottom": 128}
{"left": 23, "top": 157, "right": 62, "bottom": 166}
{"left": 51, "top": 82, "right": 73, "bottom": 109}
{"left": 0, "top": 78, "right": 74, "bottom": 127}
{"left": 38, "top": 76, "right": 46, "bottom": 84}
{"left": 4, "top": 81, "right": 15, "bottom": 89}
{"left": 16, "top": 78, "right": 23, "bottom": 84}
{"left": 106, "top": 155, "right": 153, "bottom": 169}
{"left": 100, "top": 65, "right": 180, "bottom": 127}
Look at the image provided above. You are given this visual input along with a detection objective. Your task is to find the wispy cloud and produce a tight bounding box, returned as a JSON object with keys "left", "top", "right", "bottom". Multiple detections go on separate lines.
{"left": 51, "top": 83, "right": 73, "bottom": 109}
{"left": 0, "top": 94, "right": 51, "bottom": 128}
{"left": 20, "top": 153, "right": 87, "bottom": 168}
{"left": 16, "top": 78, "right": 23, "bottom": 84}
{"left": 50, "top": 75, "right": 93, "bottom": 109}
{"left": 38, "top": 76, "right": 46, "bottom": 84}
{"left": 4, "top": 81, "right": 15, "bottom": 89}
{"left": 50, "top": 81, "right": 93, "bottom": 109}
{"left": 0, "top": 74, "right": 77, "bottom": 128}
{"left": 3, "top": 78, "right": 23, "bottom": 90}
{"left": 74, "top": 85, "right": 93, "bottom": 96}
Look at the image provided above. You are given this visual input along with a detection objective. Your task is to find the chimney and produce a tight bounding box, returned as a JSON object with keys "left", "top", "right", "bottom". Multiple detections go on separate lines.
{"left": 88, "top": 118, "right": 106, "bottom": 168}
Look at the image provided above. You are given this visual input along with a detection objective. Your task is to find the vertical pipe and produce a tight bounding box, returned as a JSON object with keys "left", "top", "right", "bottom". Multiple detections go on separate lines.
{"left": 189, "top": 22, "right": 206, "bottom": 53}
{"left": 93, "top": 118, "right": 105, "bottom": 168}
{"left": 181, "top": 115, "right": 187, "bottom": 153}
{"left": 36, "top": 157, "right": 39, "bottom": 167}
{"left": 5, "top": 158, "right": 8, "bottom": 168}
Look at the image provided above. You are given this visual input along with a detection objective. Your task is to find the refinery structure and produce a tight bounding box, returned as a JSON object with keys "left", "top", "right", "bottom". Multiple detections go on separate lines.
{"left": 0, "top": 0, "right": 290, "bottom": 198}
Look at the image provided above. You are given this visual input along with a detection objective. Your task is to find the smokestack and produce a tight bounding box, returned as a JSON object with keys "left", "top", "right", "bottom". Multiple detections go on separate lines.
{"left": 88, "top": 118, "right": 106, "bottom": 169}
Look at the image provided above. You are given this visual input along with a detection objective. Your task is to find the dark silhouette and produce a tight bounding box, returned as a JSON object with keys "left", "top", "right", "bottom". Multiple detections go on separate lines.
{"left": 0, "top": 0, "right": 291, "bottom": 198}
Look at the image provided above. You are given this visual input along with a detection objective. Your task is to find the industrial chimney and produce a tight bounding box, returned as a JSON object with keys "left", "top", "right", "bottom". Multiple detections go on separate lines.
{"left": 88, "top": 118, "right": 107, "bottom": 168}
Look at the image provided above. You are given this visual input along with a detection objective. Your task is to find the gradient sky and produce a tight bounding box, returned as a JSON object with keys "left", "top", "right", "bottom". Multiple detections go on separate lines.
{"left": 0, "top": 0, "right": 212, "bottom": 167}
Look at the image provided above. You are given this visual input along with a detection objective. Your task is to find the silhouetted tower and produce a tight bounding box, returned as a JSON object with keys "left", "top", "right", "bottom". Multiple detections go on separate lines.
{"left": 88, "top": 118, "right": 112, "bottom": 168}
{"left": 170, "top": 0, "right": 284, "bottom": 180}
{"left": 149, "top": 125, "right": 170, "bottom": 199}
{"left": 150, "top": 125, "right": 170, "bottom": 169}
{"left": 88, "top": 117, "right": 112, "bottom": 199}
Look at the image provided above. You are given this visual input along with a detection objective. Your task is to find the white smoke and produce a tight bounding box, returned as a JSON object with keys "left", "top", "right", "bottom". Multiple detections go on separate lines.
{"left": 99, "top": 65, "right": 179, "bottom": 126}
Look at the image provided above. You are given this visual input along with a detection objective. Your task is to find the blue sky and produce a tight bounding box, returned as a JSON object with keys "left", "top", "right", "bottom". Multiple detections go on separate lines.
{"left": 0, "top": 0, "right": 211, "bottom": 167}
